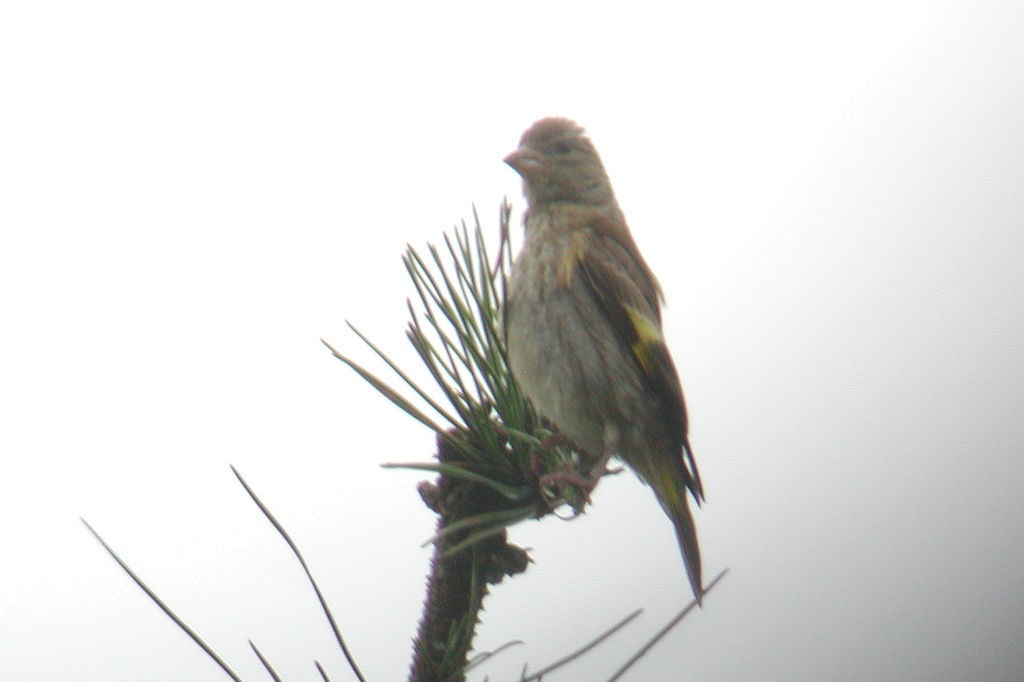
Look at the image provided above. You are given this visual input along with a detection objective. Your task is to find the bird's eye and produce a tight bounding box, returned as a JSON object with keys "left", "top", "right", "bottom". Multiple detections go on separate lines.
{"left": 553, "top": 141, "right": 573, "bottom": 155}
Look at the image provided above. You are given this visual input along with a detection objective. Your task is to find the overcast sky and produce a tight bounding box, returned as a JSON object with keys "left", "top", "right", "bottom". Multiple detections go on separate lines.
{"left": 2, "top": 2, "right": 1022, "bottom": 680}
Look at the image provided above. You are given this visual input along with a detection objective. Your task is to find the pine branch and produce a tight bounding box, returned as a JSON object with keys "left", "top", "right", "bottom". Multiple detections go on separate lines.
{"left": 328, "top": 202, "right": 598, "bottom": 680}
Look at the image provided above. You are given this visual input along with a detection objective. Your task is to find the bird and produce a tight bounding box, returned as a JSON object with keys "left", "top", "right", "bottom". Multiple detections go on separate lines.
{"left": 503, "top": 117, "right": 705, "bottom": 603}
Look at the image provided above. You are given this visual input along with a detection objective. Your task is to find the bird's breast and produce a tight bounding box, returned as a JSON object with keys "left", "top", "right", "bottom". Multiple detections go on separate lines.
{"left": 505, "top": 212, "right": 624, "bottom": 455}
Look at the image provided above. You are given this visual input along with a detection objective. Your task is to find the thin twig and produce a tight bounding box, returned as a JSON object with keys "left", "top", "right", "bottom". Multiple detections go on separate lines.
{"left": 249, "top": 640, "right": 283, "bottom": 682}
{"left": 230, "top": 466, "right": 367, "bottom": 682}
{"left": 521, "top": 608, "right": 644, "bottom": 681}
{"left": 464, "top": 640, "right": 525, "bottom": 672}
{"left": 80, "top": 519, "right": 243, "bottom": 682}
{"left": 606, "top": 568, "right": 730, "bottom": 682}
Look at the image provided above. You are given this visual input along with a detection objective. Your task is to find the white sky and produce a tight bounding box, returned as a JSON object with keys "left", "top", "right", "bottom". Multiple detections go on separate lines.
{"left": 2, "top": 2, "right": 1023, "bottom": 680}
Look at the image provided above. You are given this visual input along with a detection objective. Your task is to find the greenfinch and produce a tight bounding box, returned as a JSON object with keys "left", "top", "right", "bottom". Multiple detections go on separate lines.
{"left": 504, "top": 117, "right": 705, "bottom": 603}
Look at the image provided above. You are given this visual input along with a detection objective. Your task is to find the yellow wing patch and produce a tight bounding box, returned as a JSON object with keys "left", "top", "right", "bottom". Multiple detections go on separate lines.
{"left": 626, "top": 306, "right": 664, "bottom": 375}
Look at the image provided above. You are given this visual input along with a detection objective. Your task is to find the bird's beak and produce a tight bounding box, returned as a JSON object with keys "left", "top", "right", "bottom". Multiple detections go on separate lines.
{"left": 504, "top": 146, "right": 546, "bottom": 178}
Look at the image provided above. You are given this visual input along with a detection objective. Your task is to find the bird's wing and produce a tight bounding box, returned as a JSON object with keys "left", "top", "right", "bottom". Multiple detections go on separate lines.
{"left": 577, "top": 230, "right": 704, "bottom": 502}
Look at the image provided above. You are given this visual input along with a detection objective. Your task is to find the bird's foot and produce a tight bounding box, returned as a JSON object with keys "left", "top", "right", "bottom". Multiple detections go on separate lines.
{"left": 537, "top": 464, "right": 596, "bottom": 515}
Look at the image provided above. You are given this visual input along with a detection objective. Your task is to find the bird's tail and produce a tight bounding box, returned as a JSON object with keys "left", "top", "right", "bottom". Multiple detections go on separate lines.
{"left": 649, "top": 456, "right": 703, "bottom": 604}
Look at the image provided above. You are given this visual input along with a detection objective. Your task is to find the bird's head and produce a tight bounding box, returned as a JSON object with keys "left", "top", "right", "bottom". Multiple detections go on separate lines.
{"left": 504, "top": 117, "right": 616, "bottom": 208}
